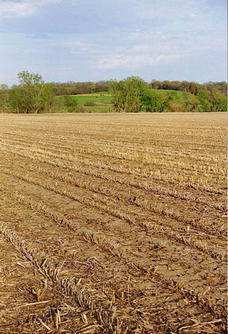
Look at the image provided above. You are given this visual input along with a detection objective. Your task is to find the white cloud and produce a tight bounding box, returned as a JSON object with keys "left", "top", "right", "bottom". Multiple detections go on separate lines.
{"left": 0, "top": 0, "right": 60, "bottom": 18}
{"left": 97, "top": 54, "right": 131, "bottom": 69}
{"left": 136, "top": 0, "right": 201, "bottom": 21}
{"left": 50, "top": 37, "right": 182, "bottom": 69}
{"left": 95, "top": 39, "right": 183, "bottom": 70}
{"left": 51, "top": 41, "right": 93, "bottom": 54}
{"left": 127, "top": 31, "right": 166, "bottom": 42}
{"left": 0, "top": 2, "right": 36, "bottom": 17}
{"left": 97, "top": 53, "right": 180, "bottom": 70}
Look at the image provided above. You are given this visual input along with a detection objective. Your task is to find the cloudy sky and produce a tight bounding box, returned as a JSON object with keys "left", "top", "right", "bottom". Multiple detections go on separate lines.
{"left": 0, "top": 0, "right": 226, "bottom": 86}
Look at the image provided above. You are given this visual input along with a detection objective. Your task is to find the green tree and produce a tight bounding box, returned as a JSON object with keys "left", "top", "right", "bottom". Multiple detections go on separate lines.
{"left": 0, "top": 84, "right": 10, "bottom": 111}
{"left": 64, "top": 95, "right": 79, "bottom": 112}
{"left": 9, "top": 71, "right": 54, "bottom": 113}
{"left": 0, "top": 84, "right": 9, "bottom": 90}
{"left": 206, "top": 87, "right": 227, "bottom": 111}
{"left": 211, "top": 91, "right": 227, "bottom": 111}
{"left": 182, "top": 92, "right": 201, "bottom": 112}
{"left": 88, "top": 82, "right": 96, "bottom": 93}
{"left": 196, "top": 87, "right": 210, "bottom": 111}
{"left": 111, "top": 76, "right": 147, "bottom": 112}
{"left": 141, "top": 89, "right": 171, "bottom": 112}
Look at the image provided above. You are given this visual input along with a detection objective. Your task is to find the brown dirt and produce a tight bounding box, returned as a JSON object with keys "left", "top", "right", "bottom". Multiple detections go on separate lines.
{"left": 0, "top": 112, "right": 227, "bottom": 333}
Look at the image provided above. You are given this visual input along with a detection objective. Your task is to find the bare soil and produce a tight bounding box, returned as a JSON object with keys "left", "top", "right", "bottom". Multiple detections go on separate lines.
{"left": 0, "top": 112, "right": 227, "bottom": 333}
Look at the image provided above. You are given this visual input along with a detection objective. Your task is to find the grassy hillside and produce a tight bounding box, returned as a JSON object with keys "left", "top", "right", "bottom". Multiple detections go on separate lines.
{"left": 75, "top": 94, "right": 113, "bottom": 105}
{"left": 151, "top": 88, "right": 196, "bottom": 99}
{"left": 53, "top": 93, "right": 113, "bottom": 113}
{"left": 2, "top": 73, "right": 226, "bottom": 114}
{"left": 44, "top": 88, "right": 227, "bottom": 113}
{"left": 53, "top": 89, "right": 192, "bottom": 113}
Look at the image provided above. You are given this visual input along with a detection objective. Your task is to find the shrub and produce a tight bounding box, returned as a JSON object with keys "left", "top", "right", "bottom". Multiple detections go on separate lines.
{"left": 141, "top": 89, "right": 171, "bottom": 112}
{"left": 64, "top": 95, "right": 79, "bottom": 112}
{"left": 9, "top": 71, "right": 54, "bottom": 113}
{"left": 0, "top": 85, "right": 10, "bottom": 112}
{"left": 168, "top": 99, "right": 185, "bottom": 112}
{"left": 111, "top": 76, "right": 147, "bottom": 112}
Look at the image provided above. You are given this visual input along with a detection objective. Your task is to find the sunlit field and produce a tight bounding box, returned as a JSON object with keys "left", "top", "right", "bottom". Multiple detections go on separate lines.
{"left": 0, "top": 112, "right": 227, "bottom": 333}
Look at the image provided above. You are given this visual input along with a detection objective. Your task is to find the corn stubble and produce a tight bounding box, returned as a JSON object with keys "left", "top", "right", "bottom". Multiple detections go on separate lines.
{"left": 0, "top": 112, "right": 227, "bottom": 333}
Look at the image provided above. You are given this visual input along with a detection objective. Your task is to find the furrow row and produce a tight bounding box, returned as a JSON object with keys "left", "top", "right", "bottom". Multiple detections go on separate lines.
{"left": 0, "top": 175, "right": 226, "bottom": 316}
{"left": 0, "top": 141, "right": 225, "bottom": 194}
{"left": 1, "top": 144, "right": 226, "bottom": 212}
{"left": 0, "top": 131, "right": 226, "bottom": 163}
{"left": 2, "top": 167, "right": 226, "bottom": 263}
{"left": 0, "top": 222, "right": 132, "bottom": 333}
{"left": 1, "top": 220, "right": 226, "bottom": 329}
{"left": 3, "top": 185, "right": 209, "bottom": 332}
{"left": 1, "top": 135, "right": 224, "bottom": 178}
{"left": 0, "top": 113, "right": 227, "bottom": 334}
{"left": 3, "top": 185, "right": 224, "bottom": 270}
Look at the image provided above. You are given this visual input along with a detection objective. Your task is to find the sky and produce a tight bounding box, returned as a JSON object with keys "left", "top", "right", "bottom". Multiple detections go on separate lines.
{"left": 0, "top": 0, "right": 227, "bottom": 86}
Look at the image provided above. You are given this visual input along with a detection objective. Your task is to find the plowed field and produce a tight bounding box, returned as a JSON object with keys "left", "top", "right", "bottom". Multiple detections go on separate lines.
{"left": 0, "top": 112, "right": 227, "bottom": 333}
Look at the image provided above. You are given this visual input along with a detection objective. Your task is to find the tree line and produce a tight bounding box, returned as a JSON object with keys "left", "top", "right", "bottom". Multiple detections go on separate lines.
{"left": 111, "top": 77, "right": 227, "bottom": 112}
{"left": 150, "top": 80, "right": 227, "bottom": 96}
{"left": 0, "top": 71, "right": 227, "bottom": 113}
{"left": 51, "top": 80, "right": 110, "bottom": 95}
{"left": 0, "top": 71, "right": 54, "bottom": 113}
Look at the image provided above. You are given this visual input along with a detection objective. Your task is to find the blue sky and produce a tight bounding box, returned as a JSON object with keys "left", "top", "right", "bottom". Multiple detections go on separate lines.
{"left": 0, "top": 0, "right": 227, "bottom": 86}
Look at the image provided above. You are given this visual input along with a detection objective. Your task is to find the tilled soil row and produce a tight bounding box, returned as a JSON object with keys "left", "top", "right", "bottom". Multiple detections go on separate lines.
{"left": 14, "top": 186, "right": 227, "bottom": 262}
{"left": 0, "top": 131, "right": 225, "bottom": 175}
{"left": 0, "top": 177, "right": 226, "bottom": 326}
{"left": 1, "top": 165, "right": 226, "bottom": 265}
{"left": 1, "top": 192, "right": 190, "bottom": 333}
{"left": 0, "top": 222, "right": 128, "bottom": 333}
{"left": 1, "top": 221, "right": 227, "bottom": 334}
{"left": 2, "top": 142, "right": 225, "bottom": 219}
{"left": 0, "top": 113, "right": 226, "bottom": 333}
{"left": 0, "top": 231, "right": 96, "bottom": 334}
{"left": 1, "top": 180, "right": 225, "bottom": 277}
{"left": 0, "top": 139, "right": 226, "bottom": 196}
{"left": 0, "top": 140, "right": 225, "bottom": 213}
{"left": 1, "top": 143, "right": 226, "bottom": 233}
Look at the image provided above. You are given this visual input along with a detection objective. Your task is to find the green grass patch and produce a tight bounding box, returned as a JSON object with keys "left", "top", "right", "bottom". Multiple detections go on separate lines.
{"left": 54, "top": 94, "right": 113, "bottom": 107}
{"left": 53, "top": 89, "right": 200, "bottom": 113}
{"left": 53, "top": 95, "right": 114, "bottom": 113}
{"left": 76, "top": 95, "right": 113, "bottom": 105}
{"left": 74, "top": 91, "right": 111, "bottom": 96}
{"left": 150, "top": 89, "right": 194, "bottom": 100}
